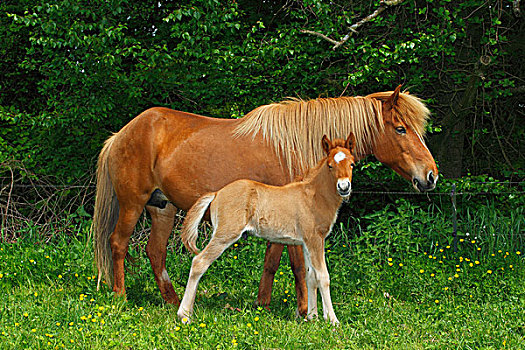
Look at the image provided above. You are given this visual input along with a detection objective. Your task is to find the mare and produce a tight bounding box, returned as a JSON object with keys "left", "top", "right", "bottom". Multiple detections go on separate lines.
{"left": 92, "top": 85, "right": 438, "bottom": 316}
{"left": 178, "top": 134, "right": 357, "bottom": 325}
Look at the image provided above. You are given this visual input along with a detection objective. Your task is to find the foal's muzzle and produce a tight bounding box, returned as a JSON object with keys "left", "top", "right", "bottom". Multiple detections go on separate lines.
{"left": 337, "top": 179, "right": 351, "bottom": 199}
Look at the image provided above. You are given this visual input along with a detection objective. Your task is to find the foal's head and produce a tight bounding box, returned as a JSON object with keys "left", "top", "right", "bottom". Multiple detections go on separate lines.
{"left": 321, "top": 133, "right": 356, "bottom": 199}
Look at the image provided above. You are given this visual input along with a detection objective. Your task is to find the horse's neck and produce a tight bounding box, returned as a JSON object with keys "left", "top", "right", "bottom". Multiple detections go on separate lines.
{"left": 302, "top": 161, "right": 341, "bottom": 206}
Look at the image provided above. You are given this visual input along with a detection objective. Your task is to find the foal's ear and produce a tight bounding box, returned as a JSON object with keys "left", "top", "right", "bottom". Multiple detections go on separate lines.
{"left": 385, "top": 84, "right": 402, "bottom": 110}
{"left": 321, "top": 135, "right": 332, "bottom": 154}
{"left": 345, "top": 132, "right": 356, "bottom": 152}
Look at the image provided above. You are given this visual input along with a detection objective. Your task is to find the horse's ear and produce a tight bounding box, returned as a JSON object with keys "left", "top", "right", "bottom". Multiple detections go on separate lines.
{"left": 345, "top": 132, "right": 356, "bottom": 152}
{"left": 321, "top": 135, "right": 332, "bottom": 154}
{"left": 385, "top": 84, "right": 402, "bottom": 110}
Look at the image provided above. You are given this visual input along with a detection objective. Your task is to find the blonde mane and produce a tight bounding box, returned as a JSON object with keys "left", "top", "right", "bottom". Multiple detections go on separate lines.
{"left": 234, "top": 92, "right": 430, "bottom": 178}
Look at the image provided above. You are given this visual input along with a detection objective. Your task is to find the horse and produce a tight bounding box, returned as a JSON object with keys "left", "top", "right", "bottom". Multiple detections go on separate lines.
{"left": 178, "top": 134, "right": 357, "bottom": 325}
{"left": 92, "top": 85, "right": 438, "bottom": 316}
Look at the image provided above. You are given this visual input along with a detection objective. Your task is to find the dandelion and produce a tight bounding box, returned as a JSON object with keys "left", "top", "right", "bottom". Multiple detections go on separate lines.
{"left": 0, "top": 274, "right": 3, "bottom": 279}
{"left": 254, "top": 317, "right": 259, "bottom": 322}
{"left": 399, "top": 263, "right": 403, "bottom": 267}
{"left": 430, "top": 273, "right": 435, "bottom": 277}
{"left": 15, "top": 323, "right": 19, "bottom": 327}
{"left": 279, "top": 272, "right": 283, "bottom": 275}
{"left": 285, "top": 290, "right": 289, "bottom": 294}
{"left": 517, "top": 251, "right": 521, "bottom": 255}
{"left": 510, "top": 265, "right": 513, "bottom": 269}
{"left": 283, "top": 299, "right": 287, "bottom": 303}
{"left": 448, "top": 277, "right": 453, "bottom": 281}
{"left": 388, "top": 263, "right": 393, "bottom": 267}
{"left": 471, "top": 240, "right": 476, "bottom": 244}
{"left": 98, "top": 306, "right": 104, "bottom": 311}
{"left": 100, "top": 320, "right": 105, "bottom": 325}
{"left": 446, "top": 245, "right": 450, "bottom": 249}
{"left": 234, "top": 244, "right": 238, "bottom": 247}
{"left": 30, "top": 259, "right": 34, "bottom": 263}
{"left": 459, "top": 257, "right": 464, "bottom": 262}
{"left": 56, "top": 322, "right": 61, "bottom": 326}
{"left": 475, "top": 261, "right": 480, "bottom": 265}
{"left": 477, "top": 248, "right": 481, "bottom": 251}
{"left": 233, "top": 256, "right": 237, "bottom": 260}
{"left": 23, "top": 312, "right": 28, "bottom": 317}
{"left": 45, "top": 255, "right": 50, "bottom": 259}
{"left": 58, "top": 275, "right": 62, "bottom": 279}
{"left": 199, "top": 323, "right": 206, "bottom": 328}
{"left": 138, "top": 307, "right": 143, "bottom": 311}
{"left": 459, "top": 239, "right": 464, "bottom": 242}
{"left": 75, "top": 273, "right": 78, "bottom": 278}
{"left": 428, "top": 255, "right": 433, "bottom": 259}
{"left": 487, "top": 270, "right": 492, "bottom": 274}
{"left": 368, "top": 299, "right": 373, "bottom": 303}
{"left": 444, "top": 287, "right": 448, "bottom": 291}
{"left": 247, "top": 323, "right": 252, "bottom": 328}
{"left": 454, "top": 274, "right": 459, "bottom": 278}
{"left": 435, "top": 300, "right": 439, "bottom": 304}
{"left": 69, "top": 322, "right": 74, "bottom": 326}
{"left": 132, "top": 333, "right": 137, "bottom": 336}
{"left": 469, "top": 263, "right": 473, "bottom": 267}
{"left": 387, "top": 258, "right": 392, "bottom": 262}
{"left": 34, "top": 292, "right": 38, "bottom": 297}
{"left": 31, "top": 329, "right": 36, "bottom": 333}
{"left": 182, "top": 317, "right": 188, "bottom": 323}
{"left": 419, "top": 269, "right": 424, "bottom": 274}
{"left": 254, "top": 331, "right": 259, "bottom": 335}
{"left": 175, "top": 326, "right": 181, "bottom": 331}
{"left": 456, "top": 268, "right": 461, "bottom": 272}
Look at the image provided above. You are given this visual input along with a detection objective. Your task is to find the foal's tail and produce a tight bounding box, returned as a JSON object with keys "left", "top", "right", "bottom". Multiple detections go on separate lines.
{"left": 181, "top": 193, "right": 216, "bottom": 255}
{"left": 91, "top": 135, "right": 119, "bottom": 290}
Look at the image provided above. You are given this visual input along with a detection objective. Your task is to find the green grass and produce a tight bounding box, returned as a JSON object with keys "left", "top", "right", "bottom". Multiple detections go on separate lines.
{"left": 1, "top": 201, "right": 524, "bottom": 349}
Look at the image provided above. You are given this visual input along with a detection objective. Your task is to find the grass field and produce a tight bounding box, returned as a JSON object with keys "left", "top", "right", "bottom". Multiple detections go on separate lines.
{"left": 1, "top": 200, "right": 524, "bottom": 349}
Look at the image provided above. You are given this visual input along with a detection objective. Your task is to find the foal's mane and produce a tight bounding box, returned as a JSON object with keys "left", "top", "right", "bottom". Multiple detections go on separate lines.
{"left": 234, "top": 92, "right": 429, "bottom": 178}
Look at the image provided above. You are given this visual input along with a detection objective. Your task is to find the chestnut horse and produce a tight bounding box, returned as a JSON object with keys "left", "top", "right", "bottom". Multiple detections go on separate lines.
{"left": 178, "top": 134, "right": 356, "bottom": 325}
{"left": 92, "top": 85, "right": 438, "bottom": 316}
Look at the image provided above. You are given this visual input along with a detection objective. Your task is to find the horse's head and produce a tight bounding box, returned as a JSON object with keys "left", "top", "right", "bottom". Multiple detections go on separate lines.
{"left": 321, "top": 133, "right": 356, "bottom": 200}
{"left": 370, "top": 85, "right": 438, "bottom": 192}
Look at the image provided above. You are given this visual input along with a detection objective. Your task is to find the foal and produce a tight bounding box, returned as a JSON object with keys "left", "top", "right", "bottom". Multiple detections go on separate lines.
{"left": 178, "top": 134, "right": 356, "bottom": 325}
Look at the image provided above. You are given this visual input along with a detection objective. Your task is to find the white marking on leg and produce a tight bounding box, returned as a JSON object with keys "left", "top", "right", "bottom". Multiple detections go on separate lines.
{"left": 161, "top": 269, "right": 170, "bottom": 283}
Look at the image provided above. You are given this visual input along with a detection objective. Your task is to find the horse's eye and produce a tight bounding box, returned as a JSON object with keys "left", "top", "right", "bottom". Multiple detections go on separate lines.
{"left": 351, "top": 163, "right": 355, "bottom": 168}
{"left": 395, "top": 126, "right": 406, "bottom": 134}
{"left": 328, "top": 164, "right": 333, "bottom": 169}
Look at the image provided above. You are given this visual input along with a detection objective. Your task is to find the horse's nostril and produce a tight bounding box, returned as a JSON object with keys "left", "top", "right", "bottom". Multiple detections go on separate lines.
{"left": 428, "top": 171, "right": 434, "bottom": 184}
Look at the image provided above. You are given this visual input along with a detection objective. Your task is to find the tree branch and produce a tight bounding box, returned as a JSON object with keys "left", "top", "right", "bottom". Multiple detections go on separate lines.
{"left": 300, "top": 0, "right": 405, "bottom": 50}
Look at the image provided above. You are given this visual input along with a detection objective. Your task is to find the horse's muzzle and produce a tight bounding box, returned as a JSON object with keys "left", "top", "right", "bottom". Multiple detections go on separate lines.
{"left": 412, "top": 170, "right": 438, "bottom": 192}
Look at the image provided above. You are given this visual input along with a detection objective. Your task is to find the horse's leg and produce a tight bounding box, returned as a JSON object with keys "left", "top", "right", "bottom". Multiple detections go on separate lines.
{"left": 287, "top": 245, "right": 308, "bottom": 317}
{"left": 256, "top": 242, "right": 284, "bottom": 308}
{"left": 145, "top": 203, "right": 179, "bottom": 305}
{"left": 178, "top": 231, "right": 241, "bottom": 322}
{"left": 302, "top": 245, "right": 319, "bottom": 320}
{"left": 110, "top": 202, "right": 145, "bottom": 297}
{"left": 307, "top": 238, "right": 339, "bottom": 325}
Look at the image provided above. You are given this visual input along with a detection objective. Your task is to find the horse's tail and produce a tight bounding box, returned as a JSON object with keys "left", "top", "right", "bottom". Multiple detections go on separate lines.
{"left": 91, "top": 135, "right": 119, "bottom": 290}
{"left": 181, "top": 193, "right": 216, "bottom": 255}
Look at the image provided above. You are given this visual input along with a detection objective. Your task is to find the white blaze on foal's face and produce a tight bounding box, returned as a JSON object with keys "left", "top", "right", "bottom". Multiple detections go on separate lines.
{"left": 334, "top": 151, "right": 346, "bottom": 163}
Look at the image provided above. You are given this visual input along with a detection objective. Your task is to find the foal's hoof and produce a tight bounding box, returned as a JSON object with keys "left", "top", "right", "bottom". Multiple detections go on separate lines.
{"left": 177, "top": 310, "right": 191, "bottom": 324}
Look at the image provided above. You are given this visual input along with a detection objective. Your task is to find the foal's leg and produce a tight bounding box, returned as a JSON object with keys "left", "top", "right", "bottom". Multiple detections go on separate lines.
{"left": 145, "top": 204, "right": 180, "bottom": 305}
{"left": 110, "top": 202, "right": 145, "bottom": 297}
{"left": 307, "top": 239, "right": 339, "bottom": 325}
{"left": 302, "top": 246, "right": 319, "bottom": 320}
{"left": 178, "top": 231, "right": 242, "bottom": 322}
{"left": 256, "top": 242, "right": 284, "bottom": 307}
{"left": 287, "top": 245, "right": 308, "bottom": 317}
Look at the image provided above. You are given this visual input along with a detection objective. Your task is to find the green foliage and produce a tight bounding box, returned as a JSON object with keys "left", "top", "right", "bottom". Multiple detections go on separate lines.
{"left": 0, "top": 0, "right": 521, "bottom": 180}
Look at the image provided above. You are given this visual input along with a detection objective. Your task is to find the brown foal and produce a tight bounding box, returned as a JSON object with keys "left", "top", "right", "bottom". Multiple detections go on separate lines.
{"left": 178, "top": 134, "right": 356, "bottom": 325}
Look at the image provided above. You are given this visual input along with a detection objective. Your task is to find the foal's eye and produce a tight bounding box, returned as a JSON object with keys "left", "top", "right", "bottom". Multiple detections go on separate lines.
{"left": 395, "top": 126, "right": 406, "bottom": 134}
